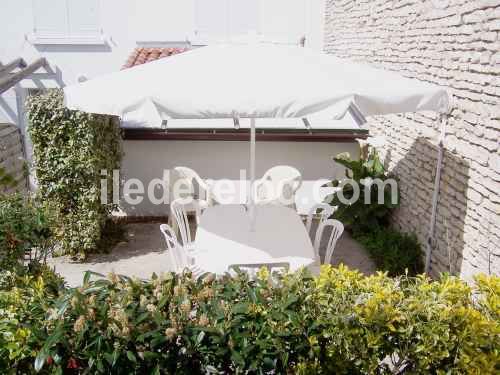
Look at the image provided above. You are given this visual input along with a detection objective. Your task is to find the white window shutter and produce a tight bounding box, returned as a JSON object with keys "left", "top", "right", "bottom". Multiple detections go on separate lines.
{"left": 33, "top": 0, "right": 68, "bottom": 36}
{"left": 195, "top": 0, "right": 228, "bottom": 41}
{"left": 259, "top": 0, "right": 306, "bottom": 43}
{"left": 66, "top": 0, "right": 101, "bottom": 37}
{"left": 228, "top": 0, "right": 258, "bottom": 36}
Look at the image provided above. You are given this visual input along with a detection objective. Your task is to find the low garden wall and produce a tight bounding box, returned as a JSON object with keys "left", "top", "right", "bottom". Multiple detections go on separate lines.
{"left": 120, "top": 140, "right": 360, "bottom": 217}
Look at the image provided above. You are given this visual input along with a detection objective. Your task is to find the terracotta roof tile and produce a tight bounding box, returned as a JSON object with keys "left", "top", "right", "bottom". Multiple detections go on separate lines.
{"left": 122, "top": 47, "right": 187, "bottom": 69}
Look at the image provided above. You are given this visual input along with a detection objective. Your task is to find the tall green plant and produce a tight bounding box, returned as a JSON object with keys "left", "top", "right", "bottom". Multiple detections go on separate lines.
{"left": 324, "top": 149, "right": 398, "bottom": 234}
{"left": 0, "top": 194, "right": 54, "bottom": 269}
{"left": 27, "top": 90, "right": 122, "bottom": 259}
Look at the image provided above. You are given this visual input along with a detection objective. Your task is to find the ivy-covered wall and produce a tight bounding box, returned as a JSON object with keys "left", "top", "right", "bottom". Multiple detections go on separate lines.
{"left": 27, "top": 90, "right": 121, "bottom": 259}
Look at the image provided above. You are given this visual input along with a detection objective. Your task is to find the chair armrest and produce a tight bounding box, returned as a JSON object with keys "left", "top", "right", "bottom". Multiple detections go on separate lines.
{"left": 193, "top": 176, "right": 213, "bottom": 203}
{"left": 253, "top": 178, "right": 269, "bottom": 201}
{"left": 253, "top": 196, "right": 276, "bottom": 205}
{"left": 193, "top": 175, "right": 210, "bottom": 192}
{"left": 204, "top": 179, "right": 214, "bottom": 205}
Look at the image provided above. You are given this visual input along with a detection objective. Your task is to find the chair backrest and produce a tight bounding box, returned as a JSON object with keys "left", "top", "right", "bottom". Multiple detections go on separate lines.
{"left": 169, "top": 168, "right": 195, "bottom": 201}
{"left": 313, "top": 219, "right": 344, "bottom": 265}
{"left": 170, "top": 198, "right": 201, "bottom": 247}
{"left": 174, "top": 166, "right": 202, "bottom": 184}
{"left": 306, "top": 203, "right": 336, "bottom": 237}
{"left": 160, "top": 224, "right": 190, "bottom": 273}
{"left": 228, "top": 262, "right": 290, "bottom": 278}
{"left": 173, "top": 166, "right": 210, "bottom": 201}
{"left": 259, "top": 165, "right": 302, "bottom": 205}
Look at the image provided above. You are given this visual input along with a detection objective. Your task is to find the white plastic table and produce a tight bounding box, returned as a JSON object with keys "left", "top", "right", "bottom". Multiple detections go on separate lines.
{"left": 209, "top": 179, "right": 339, "bottom": 215}
{"left": 194, "top": 204, "right": 315, "bottom": 275}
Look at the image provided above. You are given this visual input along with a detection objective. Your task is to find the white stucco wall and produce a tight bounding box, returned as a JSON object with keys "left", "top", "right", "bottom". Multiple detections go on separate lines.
{"left": 0, "top": 0, "right": 326, "bottom": 130}
{"left": 121, "top": 140, "right": 359, "bottom": 216}
{"left": 1, "top": 0, "right": 350, "bottom": 216}
{"left": 0, "top": 0, "right": 325, "bottom": 94}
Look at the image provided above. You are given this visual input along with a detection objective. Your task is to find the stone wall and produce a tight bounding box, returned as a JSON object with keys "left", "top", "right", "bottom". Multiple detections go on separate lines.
{"left": 0, "top": 123, "right": 27, "bottom": 194}
{"left": 324, "top": 0, "right": 499, "bottom": 280}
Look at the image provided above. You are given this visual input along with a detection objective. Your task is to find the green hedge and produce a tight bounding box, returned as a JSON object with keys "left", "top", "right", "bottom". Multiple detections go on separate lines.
{"left": 27, "top": 90, "right": 122, "bottom": 259}
{"left": 1, "top": 266, "right": 498, "bottom": 374}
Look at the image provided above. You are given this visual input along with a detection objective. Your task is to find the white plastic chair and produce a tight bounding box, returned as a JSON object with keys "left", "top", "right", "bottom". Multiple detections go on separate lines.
{"left": 314, "top": 219, "right": 344, "bottom": 265}
{"left": 228, "top": 262, "right": 290, "bottom": 279}
{"left": 305, "top": 203, "right": 336, "bottom": 237}
{"left": 160, "top": 224, "right": 204, "bottom": 278}
{"left": 170, "top": 198, "right": 201, "bottom": 251}
{"left": 254, "top": 166, "right": 302, "bottom": 209}
{"left": 171, "top": 166, "right": 212, "bottom": 209}
{"left": 168, "top": 167, "right": 210, "bottom": 235}
{"left": 308, "top": 219, "right": 344, "bottom": 275}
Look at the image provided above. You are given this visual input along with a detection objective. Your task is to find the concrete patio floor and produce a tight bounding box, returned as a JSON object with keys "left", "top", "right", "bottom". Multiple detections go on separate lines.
{"left": 48, "top": 221, "right": 376, "bottom": 287}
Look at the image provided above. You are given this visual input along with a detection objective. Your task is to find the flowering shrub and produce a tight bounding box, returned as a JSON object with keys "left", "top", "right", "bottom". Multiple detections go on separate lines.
{"left": 1, "top": 266, "right": 498, "bottom": 374}
{"left": 311, "top": 266, "right": 499, "bottom": 374}
{"left": 27, "top": 90, "right": 122, "bottom": 259}
{"left": 0, "top": 265, "right": 64, "bottom": 373}
{"left": 0, "top": 194, "right": 54, "bottom": 269}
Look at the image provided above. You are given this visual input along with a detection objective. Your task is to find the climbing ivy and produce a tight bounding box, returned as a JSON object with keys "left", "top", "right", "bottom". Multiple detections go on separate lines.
{"left": 27, "top": 90, "right": 122, "bottom": 259}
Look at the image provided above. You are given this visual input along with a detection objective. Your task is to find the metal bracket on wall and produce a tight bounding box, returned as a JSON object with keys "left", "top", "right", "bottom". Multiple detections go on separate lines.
{"left": 347, "top": 103, "right": 368, "bottom": 127}
{"left": 302, "top": 118, "right": 312, "bottom": 134}
{"left": 161, "top": 120, "right": 168, "bottom": 132}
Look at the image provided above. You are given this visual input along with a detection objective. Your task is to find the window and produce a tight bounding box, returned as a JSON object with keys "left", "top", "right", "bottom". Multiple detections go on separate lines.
{"left": 194, "top": 0, "right": 259, "bottom": 42}
{"left": 31, "top": 0, "right": 103, "bottom": 44}
{"left": 258, "top": 0, "right": 307, "bottom": 44}
{"left": 194, "top": 0, "right": 310, "bottom": 45}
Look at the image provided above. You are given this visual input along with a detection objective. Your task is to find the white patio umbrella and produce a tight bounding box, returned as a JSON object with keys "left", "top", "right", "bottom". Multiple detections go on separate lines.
{"left": 64, "top": 43, "right": 449, "bottom": 243}
{"left": 65, "top": 43, "right": 448, "bottom": 121}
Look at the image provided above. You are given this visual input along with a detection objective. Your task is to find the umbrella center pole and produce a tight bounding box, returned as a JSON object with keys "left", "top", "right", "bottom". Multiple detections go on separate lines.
{"left": 249, "top": 118, "right": 257, "bottom": 232}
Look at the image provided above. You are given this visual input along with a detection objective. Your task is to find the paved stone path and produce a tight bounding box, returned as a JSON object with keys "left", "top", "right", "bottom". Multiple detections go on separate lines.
{"left": 48, "top": 222, "right": 376, "bottom": 287}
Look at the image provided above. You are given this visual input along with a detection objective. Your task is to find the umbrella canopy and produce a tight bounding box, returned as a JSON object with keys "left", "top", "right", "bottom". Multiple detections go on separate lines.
{"left": 63, "top": 43, "right": 449, "bottom": 233}
{"left": 64, "top": 43, "right": 449, "bottom": 124}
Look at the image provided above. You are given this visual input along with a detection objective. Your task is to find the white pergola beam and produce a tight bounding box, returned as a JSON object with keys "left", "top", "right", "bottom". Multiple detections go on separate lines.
{"left": 0, "top": 58, "right": 28, "bottom": 76}
{"left": 0, "top": 58, "right": 50, "bottom": 95}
